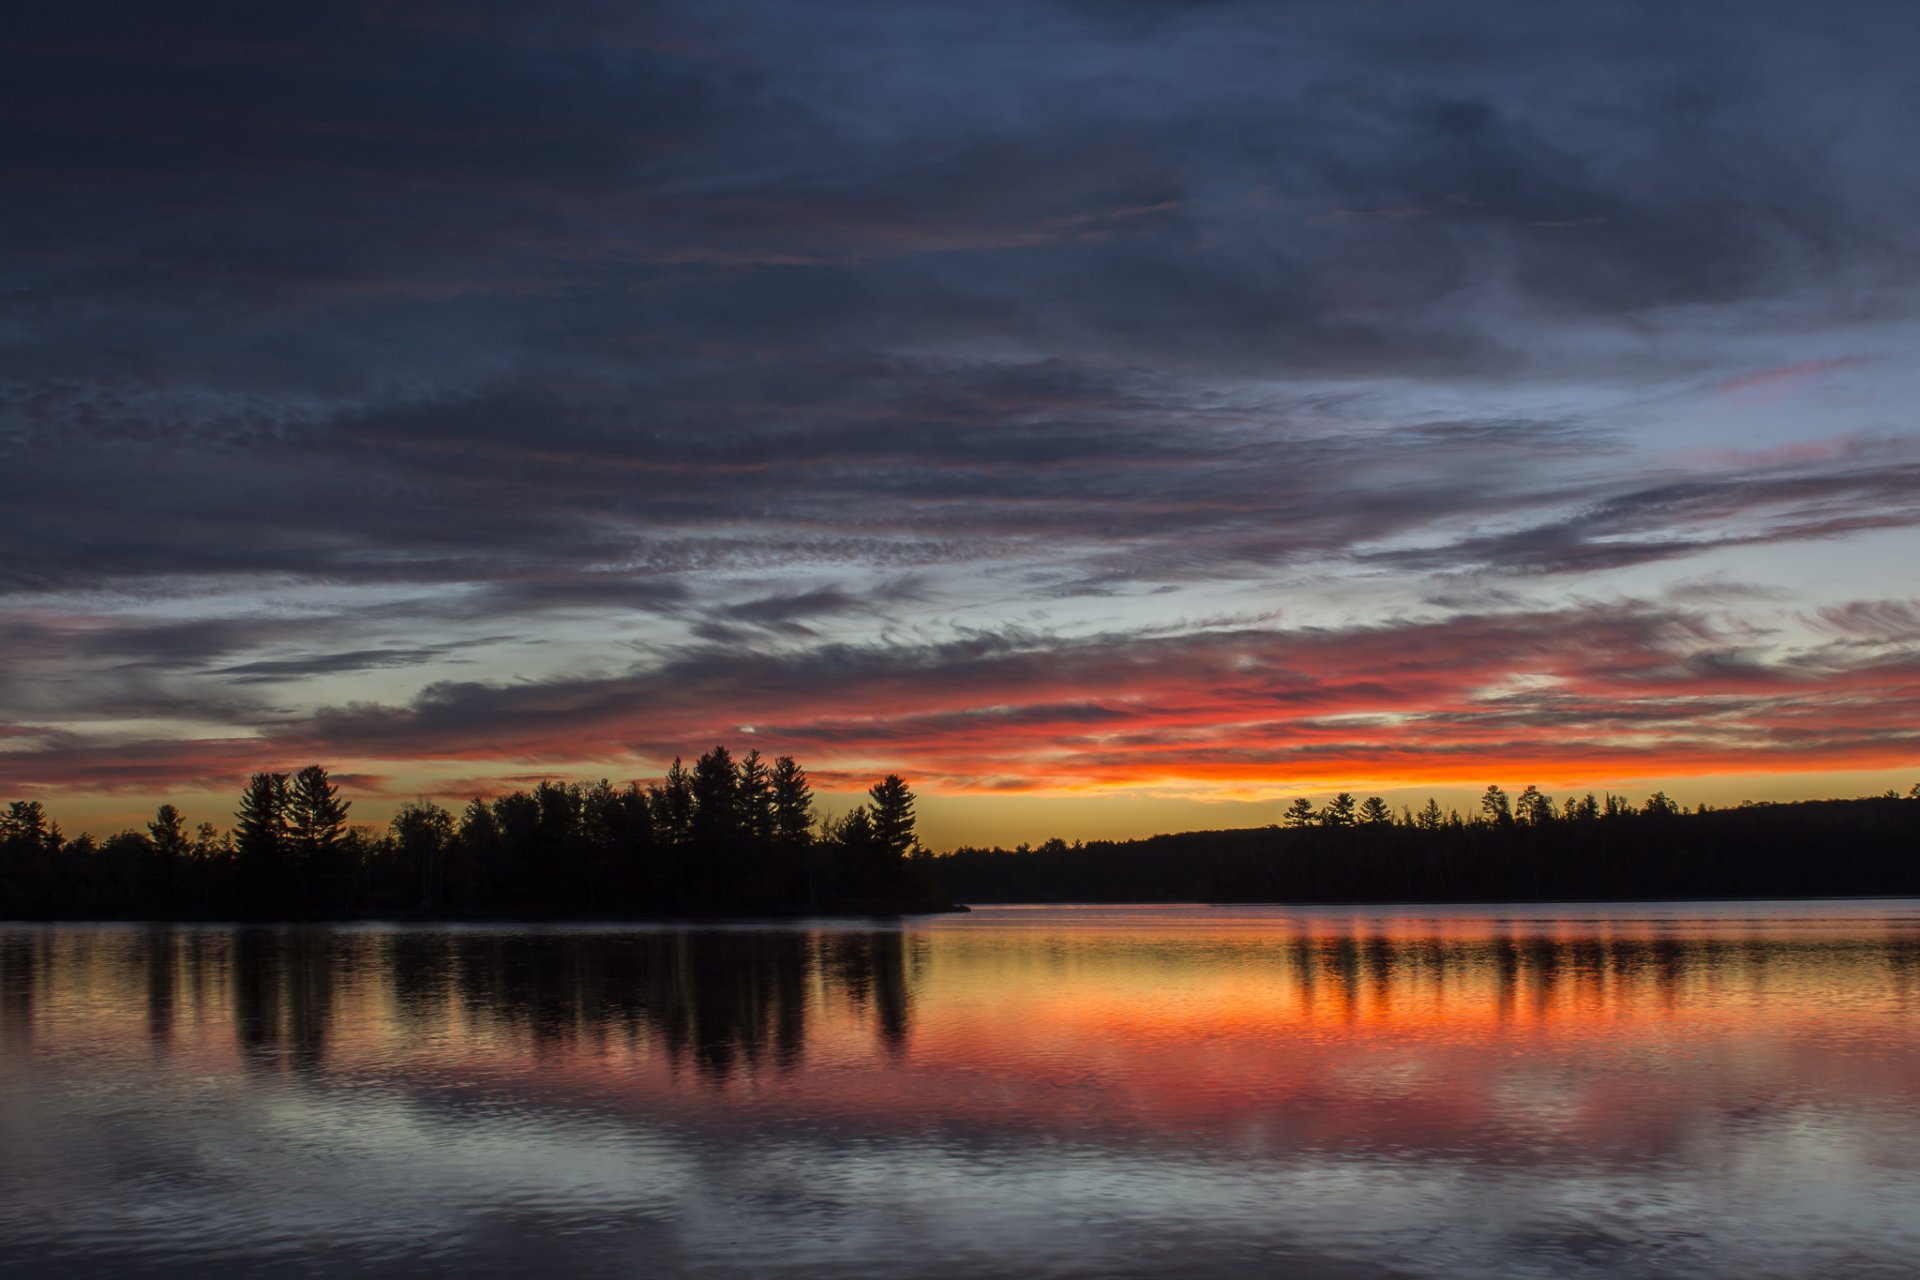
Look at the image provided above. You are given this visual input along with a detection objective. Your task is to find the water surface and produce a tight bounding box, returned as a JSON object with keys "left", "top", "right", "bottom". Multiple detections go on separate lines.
{"left": 3, "top": 903, "right": 1917, "bottom": 1277}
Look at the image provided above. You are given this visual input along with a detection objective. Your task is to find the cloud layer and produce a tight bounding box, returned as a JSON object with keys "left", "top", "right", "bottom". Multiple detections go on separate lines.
{"left": 4, "top": 0, "right": 1919, "bottom": 823}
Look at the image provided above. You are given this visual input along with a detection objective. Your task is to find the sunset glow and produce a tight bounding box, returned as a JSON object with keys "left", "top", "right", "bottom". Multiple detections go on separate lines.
{"left": 5, "top": 2, "right": 1920, "bottom": 845}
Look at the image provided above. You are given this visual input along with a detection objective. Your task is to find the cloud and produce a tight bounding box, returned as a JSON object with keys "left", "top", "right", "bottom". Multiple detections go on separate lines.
{"left": 214, "top": 647, "right": 479, "bottom": 683}
{"left": 8, "top": 598, "right": 1920, "bottom": 797}
{"left": 4, "top": 0, "right": 1920, "bottom": 819}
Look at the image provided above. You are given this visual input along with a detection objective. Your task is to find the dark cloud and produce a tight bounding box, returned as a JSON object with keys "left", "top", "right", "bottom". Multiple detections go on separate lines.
{"left": 214, "top": 647, "right": 476, "bottom": 683}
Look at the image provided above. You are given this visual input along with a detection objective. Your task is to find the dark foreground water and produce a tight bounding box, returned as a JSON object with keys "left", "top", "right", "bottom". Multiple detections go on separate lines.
{"left": 2, "top": 904, "right": 1918, "bottom": 1278}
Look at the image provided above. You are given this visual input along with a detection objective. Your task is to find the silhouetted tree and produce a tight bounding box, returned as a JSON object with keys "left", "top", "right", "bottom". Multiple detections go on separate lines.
{"left": 1358, "top": 796, "right": 1393, "bottom": 826}
{"left": 234, "top": 772, "right": 290, "bottom": 912}
{"left": 1415, "top": 798, "right": 1444, "bottom": 831}
{"left": 392, "top": 800, "right": 455, "bottom": 911}
{"left": 648, "top": 757, "right": 694, "bottom": 848}
{"left": 2, "top": 800, "right": 51, "bottom": 846}
{"left": 739, "top": 751, "right": 774, "bottom": 847}
{"left": 830, "top": 806, "right": 878, "bottom": 883}
{"left": 690, "top": 747, "right": 740, "bottom": 833}
{"left": 771, "top": 756, "right": 814, "bottom": 848}
{"left": 1321, "top": 792, "right": 1357, "bottom": 828}
{"left": 288, "top": 765, "right": 350, "bottom": 857}
{"left": 287, "top": 765, "right": 350, "bottom": 908}
{"left": 1516, "top": 785, "right": 1554, "bottom": 826}
{"left": 455, "top": 798, "right": 502, "bottom": 907}
{"left": 1480, "top": 784, "right": 1513, "bottom": 827}
{"left": 193, "top": 821, "right": 227, "bottom": 859}
{"left": 148, "top": 805, "right": 189, "bottom": 859}
{"left": 1284, "top": 797, "right": 1317, "bottom": 828}
{"left": 868, "top": 775, "right": 918, "bottom": 859}
{"left": 581, "top": 778, "right": 653, "bottom": 909}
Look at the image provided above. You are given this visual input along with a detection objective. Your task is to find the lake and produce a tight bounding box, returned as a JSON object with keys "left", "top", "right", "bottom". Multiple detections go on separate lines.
{"left": 2, "top": 903, "right": 1917, "bottom": 1277}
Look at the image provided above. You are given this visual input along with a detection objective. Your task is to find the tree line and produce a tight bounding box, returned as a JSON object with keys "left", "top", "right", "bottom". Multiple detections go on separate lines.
{"left": 0, "top": 746, "right": 951, "bottom": 921}
{"left": 937, "top": 785, "right": 1920, "bottom": 904}
{"left": 1279, "top": 783, "right": 1728, "bottom": 830}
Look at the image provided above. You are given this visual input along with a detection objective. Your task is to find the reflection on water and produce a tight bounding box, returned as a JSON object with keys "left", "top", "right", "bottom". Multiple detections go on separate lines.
{"left": 2, "top": 904, "right": 1917, "bottom": 1277}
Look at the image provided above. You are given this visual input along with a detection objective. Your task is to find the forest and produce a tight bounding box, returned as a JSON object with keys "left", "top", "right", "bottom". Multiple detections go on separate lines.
{"left": 4, "top": 771, "right": 1919, "bottom": 920}
{"left": 939, "top": 785, "right": 1920, "bottom": 904}
{"left": 0, "top": 746, "right": 952, "bottom": 921}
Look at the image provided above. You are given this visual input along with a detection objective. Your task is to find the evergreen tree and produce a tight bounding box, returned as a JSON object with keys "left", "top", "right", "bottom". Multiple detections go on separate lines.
{"left": 287, "top": 765, "right": 350, "bottom": 857}
{"left": 1320, "top": 792, "right": 1357, "bottom": 827}
{"left": 836, "top": 805, "right": 875, "bottom": 844}
{"left": 147, "top": 804, "right": 189, "bottom": 859}
{"left": 648, "top": 757, "right": 695, "bottom": 847}
{"left": 193, "top": 821, "right": 227, "bottom": 860}
{"left": 739, "top": 750, "right": 775, "bottom": 848}
{"left": 1358, "top": 796, "right": 1393, "bottom": 826}
{"left": 235, "top": 773, "right": 288, "bottom": 857}
{"left": 867, "top": 775, "right": 918, "bottom": 858}
{"left": 458, "top": 798, "right": 503, "bottom": 905}
{"left": 771, "top": 755, "right": 814, "bottom": 849}
{"left": 1283, "top": 797, "right": 1317, "bottom": 828}
{"left": 234, "top": 772, "right": 290, "bottom": 912}
{"left": 1480, "top": 784, "right": 1512, "bottom": 827}
{"left": 1516, "top": 785, "right": 1554, "bottom": 826}
{"left": 1, "top": 800, "right": 55, "bottom": 851}
{"left": 1416, "top": 798, "right": 1444, "bottom": 831}
{"left": 690, "top": 746, "right": 741, "bottom": 847}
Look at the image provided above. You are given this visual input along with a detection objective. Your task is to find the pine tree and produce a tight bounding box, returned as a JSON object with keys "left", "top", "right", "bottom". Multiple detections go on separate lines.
{"left": 235, "top": 773, "right": 288, "bottom": 860}
{"left": 234, "top": 771, "right": 290, "bottom": 909}
{"left": 287, "top": 765, "right": 350, "bottom": 857}
{"left": 771, "top": 755, "right": 814, "bottom": 849}
{"left": 690, "top": 746, "right": 742, "bottom": 850}
{"left": 1480, "top": 784, "right": 1513, "bottom": 827}
{"left": 648, "top": 758, "right": 694, "bottom": 847}
{"left": 1515, "top": 785, "right": 1554, "bottom": 826}
{"left": 739, "top": 750, "right": 775, "bottom": 848}
{"left": 867, "top": 775, "right": 917, "bottom": 858}
{"left": 1, "top": 800, "right": 50, "bottom": 847}
{"left": 148, "top": 804, "right": 189, "bottom": 859}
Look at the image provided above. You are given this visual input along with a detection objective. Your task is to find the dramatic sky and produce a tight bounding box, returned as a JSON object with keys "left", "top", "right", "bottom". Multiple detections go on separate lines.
{"left": 5, "top": 0, "right": 1920, "bottom": 846}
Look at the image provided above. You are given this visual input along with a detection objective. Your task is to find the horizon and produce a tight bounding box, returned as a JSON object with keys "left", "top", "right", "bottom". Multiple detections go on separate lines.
{"left": 6, "top": 1, "right": 1920, "bottom": 849}
{"left": 21, "top": 767, "right": 1919, "bottom": 855}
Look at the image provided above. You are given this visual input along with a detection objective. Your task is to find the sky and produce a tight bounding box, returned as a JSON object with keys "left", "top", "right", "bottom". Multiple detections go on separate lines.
{"left": 4, "top": 0, "right": 1920, "bottom": 848}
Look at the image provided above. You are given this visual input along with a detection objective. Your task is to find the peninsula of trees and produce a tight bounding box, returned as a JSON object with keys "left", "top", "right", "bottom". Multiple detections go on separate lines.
{"left": 0, "top": 747, "right": 952, "bottom": 921}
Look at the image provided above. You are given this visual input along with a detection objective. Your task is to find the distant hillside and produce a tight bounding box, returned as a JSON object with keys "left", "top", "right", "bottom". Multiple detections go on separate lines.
{"left": 933, "top": 797, "right": 1920, "bottom": 904}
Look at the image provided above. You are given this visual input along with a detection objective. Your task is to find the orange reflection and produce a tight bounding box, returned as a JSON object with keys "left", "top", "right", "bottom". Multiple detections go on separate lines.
{"left": 2, "top": 909, "right": 1916, "bottom": 1165}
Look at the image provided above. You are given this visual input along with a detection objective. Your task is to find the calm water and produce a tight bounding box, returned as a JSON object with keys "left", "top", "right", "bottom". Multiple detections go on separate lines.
{"left": 2, "top": 904, "right": 1918, "bottom": 1278}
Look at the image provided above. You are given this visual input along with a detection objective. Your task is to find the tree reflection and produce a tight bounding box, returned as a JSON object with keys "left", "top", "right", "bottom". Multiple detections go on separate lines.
{"left": 231, "top": 928, "right": 336, "bottom": 1072}
{"left": 0, "top": 931, "right": 43, "bottom": 1054}
{"left": 144, "top": 925, "right": 175, "bottom": 1048}
{"left": 426, "top": 927, "right": 917, "bottom": 1082}
{"left": 74, "top": 915, "right": 1918, "bottom": 1098}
